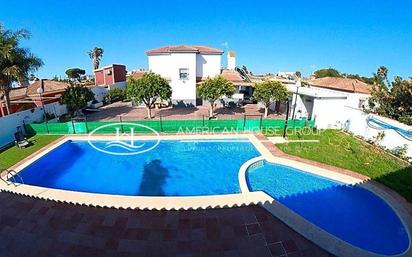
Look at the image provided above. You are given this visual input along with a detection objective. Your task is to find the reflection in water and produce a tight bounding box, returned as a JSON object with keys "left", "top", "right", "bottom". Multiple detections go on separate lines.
{"left": 137, "top": 160, "right": 169, "bottom": 196}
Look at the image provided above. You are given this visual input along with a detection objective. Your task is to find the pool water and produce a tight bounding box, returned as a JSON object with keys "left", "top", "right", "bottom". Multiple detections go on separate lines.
{"left": 18, "top": 139, "right": 260, "bottom": 196}
{"left": 247, "top": 161, "right": 410, "bottom": 255}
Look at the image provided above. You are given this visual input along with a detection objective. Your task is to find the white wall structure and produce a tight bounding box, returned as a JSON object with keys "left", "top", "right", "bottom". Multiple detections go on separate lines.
{"left": 287, "top": 84, "right": 347, "bottom": 128}
{"left": 147, "top": 45, "right": 223, "bottom": 106}
{"left": 43, "top": 102, "right": 68, "bottom": 118}
{"left": 108, "top": 81, "right": 127, "bottom": 90}
{"left": 227, "top": 51, "right": 236, "bottom": 70}
{"left": 0, "top": 107, "right": 44, "bottom": 149}
{"left": 287, "top": 80, "right": 372, "bottom": 129}
{"left": 287, "top": 81, "right": 412, "bottom": 158}
{"left": 0, "top": 102, "right": 68, "bottom": 149}
{"left": 90, "top": 86, "right": 108, "bottom": 103}
{"left": 343, "top": 108, "right": 412, "bottom": 159}
{"left": 308, "top": 77, "right": 371, "bottom": 110}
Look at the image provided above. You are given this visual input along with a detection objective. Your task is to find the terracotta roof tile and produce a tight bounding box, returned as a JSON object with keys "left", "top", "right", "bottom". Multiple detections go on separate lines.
{"left": 129, "top": 71, "right": 147, "bottom": 80}
{"left": 27, "top": 80, "right": 71, "bottom": 96}
{"left": 8, "top": 87, "right": 28, "bottom": 100}
{"left": 146, "top": 45, "right": 223, "bottom": 55}
{"left": 220, "top": 69, "right": 244, "bottom": 83}
{"left": 308, "top": 77, "right": 372, "bottom": 94}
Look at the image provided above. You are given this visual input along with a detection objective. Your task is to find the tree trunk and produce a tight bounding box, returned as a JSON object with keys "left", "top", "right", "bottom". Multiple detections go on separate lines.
{"left": 264, "top": 106, "right": 268, "bottom": 118}
{"left": 147, "top": 106, "right": 152, "bottom": 119}
{"left": 4, "top": 92, "right": 11, "bottom": 115}
{"left": 209, "top": 101, "right": 214, "bottom": 117}
{"left": 275, "top": 100, "right": 280, "bottom": 113}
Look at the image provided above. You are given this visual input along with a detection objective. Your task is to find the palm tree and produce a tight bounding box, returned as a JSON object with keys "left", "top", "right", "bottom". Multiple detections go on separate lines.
{"left": 0, "top": 24, "right": 43, "bottom": 115}
{"left": 88, "top": 47, "right": 104, "bottom": 70}
{"left": 377, "top": 66, "right": 388, "bottom": 79}
{"left": 375, "top": 66, "right": 390, "bottom": 88}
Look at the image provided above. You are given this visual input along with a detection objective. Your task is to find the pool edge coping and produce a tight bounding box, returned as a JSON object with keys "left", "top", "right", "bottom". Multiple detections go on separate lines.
{"left": 0, "top": 134, "right": 269, "bottom": 211}
{"left": 239, "top": 156, "right": 412, "bottom": 257}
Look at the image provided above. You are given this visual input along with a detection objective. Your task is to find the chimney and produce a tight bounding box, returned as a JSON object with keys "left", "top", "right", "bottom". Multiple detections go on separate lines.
{"left": 227, "top": 51, "right": 236, "bottom": 70}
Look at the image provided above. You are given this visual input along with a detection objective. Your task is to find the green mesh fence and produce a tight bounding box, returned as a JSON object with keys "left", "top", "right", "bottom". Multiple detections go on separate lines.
{"left": 25, "top": 119, "right": 315, "bottom": 135}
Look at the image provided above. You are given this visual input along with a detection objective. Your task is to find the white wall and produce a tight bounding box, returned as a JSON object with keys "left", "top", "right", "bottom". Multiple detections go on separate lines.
{"left": 311, "top": 86, "right": 370, "bottom": 110}
{"left": 312, "top": 98, "right": 347, "bottom": 129}
{"left": 227, "top": 55, "right": 236, "bottom": 70}
{"left": 343, "top": 107, "right": 412, "bottom": 158}
{"left": 0, "top": 108, "right": 44, "bottom": 148}
{"left": 108, "top": 81, "right": 127, "bottom": 90}
{"left": 196, "top": 54, "right": 221, "bottom": 78}
{"left": 148, "top": 52, "right": 222, "bottom": 105}
{"left": 0, "top": 102, "right": 68, "bottom": 149}
{"left": 91, "top": 86, "right": 108, "bottom": 103}
{"left": 44, "top": 102, "right": 68, "bottom": 117}
{"left": 149, "top": 53, "right": 197, "bottom": 105}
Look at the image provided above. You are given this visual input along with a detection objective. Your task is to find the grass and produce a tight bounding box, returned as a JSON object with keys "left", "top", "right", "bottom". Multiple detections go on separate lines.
{"left": 275, "top": 129, "right": 412, "bottom": 202}
{"left": 0, "top": 135, "right": 61, "bottom": 170}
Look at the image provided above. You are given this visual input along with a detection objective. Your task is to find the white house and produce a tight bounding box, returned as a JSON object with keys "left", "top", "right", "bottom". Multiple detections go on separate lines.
{"left": 146, "top": 45, "right": 223, "bottom": 106}
{"left": 308, "top": 77, "right": 371, "bottom": 110}
{"left": 289, "top": 77, "right": 372, "bottom": 128}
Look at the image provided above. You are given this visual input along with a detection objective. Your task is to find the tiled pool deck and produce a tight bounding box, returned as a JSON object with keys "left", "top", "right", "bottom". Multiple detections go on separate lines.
{"left": 2, "top": 134, "right": 411, "bottom": 256}
{"left": 0, "top": 191, "right": 332, "bottom": 257}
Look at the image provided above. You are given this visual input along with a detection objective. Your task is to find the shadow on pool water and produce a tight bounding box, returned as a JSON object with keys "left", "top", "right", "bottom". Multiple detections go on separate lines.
{"left": 137, "top": 159, "right": 170, "bottom": 196}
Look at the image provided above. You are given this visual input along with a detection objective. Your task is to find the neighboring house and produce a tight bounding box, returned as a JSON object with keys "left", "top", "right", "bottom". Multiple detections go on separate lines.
{"left": 93, "top": 64, "right": 127, "bottom": 103}
{"left": 0, "top": 79, "right": 70, "bottom": 117}
{"left": 146, "top": 45, "right": 223, "bottom": 106}
{"left": 288, "top": 77, "right": 372, "bottom": 128}
{"left": 201, "top": 51, "right": 255, "bottom": 103}
{"left": 129, "top": 70, "right": 147, "bottom": 80}
{"left": 94, "top": 64, "right": 127, "bottom": 89}
{"left": 308, "top": 77, "right": 371, "bottom": 109}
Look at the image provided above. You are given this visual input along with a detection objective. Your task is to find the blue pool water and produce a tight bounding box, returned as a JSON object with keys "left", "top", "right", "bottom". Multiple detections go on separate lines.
{"left": 247, "top": 161, "right": 410, "bottom": 255}
{"left": 18, "top": 139, "right": 259, "bottom": 196}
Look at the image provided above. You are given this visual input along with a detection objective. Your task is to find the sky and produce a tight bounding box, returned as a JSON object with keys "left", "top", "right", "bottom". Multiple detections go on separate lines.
{"left": 1, "top": 0, "right": 412, "bottom": 79}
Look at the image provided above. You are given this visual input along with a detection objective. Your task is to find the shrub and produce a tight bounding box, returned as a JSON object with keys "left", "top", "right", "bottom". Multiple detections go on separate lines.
{"left": 392, "top": 144, "right": 409, "bottom": 161}
{"left": 104, "top": 88, "right": 127, "bottom": 104}
{"left": 399, "top": 116, "right": 412, "bottom": 126}
{"left": 59, "top": 83, "right": 95, "bottom": 116}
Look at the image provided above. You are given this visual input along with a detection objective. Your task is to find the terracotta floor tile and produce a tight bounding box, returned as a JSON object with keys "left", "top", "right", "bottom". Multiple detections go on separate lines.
{"left": 0, "top": 191, "right": 333, "bottom": 257}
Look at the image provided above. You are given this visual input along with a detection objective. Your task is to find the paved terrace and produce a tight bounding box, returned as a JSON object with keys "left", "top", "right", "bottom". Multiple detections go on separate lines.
{"left": 0, "top": 190, "right": 332, "bottom": 257}
{"left": 86, "top": 102, "right": 285, "bottom": 121}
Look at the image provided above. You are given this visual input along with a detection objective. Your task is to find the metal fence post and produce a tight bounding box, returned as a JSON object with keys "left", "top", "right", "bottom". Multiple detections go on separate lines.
{"left": 119, "top": 116, "right": 124, "bottom": 133}
{"left": 283, "top": 99, "right": 290, "bottom": 138}
{"left": 85, "top": 117, "right": 89, "bottom": 133}
{"left": 159, "top": 115, "right": 163, "bottom": 133}
{"left": 71, "top": 120, "right": 76, "bottom": 134}
{"left": 259, "top": 115, "right": 263, "bottom": 130}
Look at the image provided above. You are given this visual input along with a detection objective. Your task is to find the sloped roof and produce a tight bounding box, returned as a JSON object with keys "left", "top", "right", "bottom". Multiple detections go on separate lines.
{"left": 128, "top": 71, "right": 171, "bottom": 82}
{"left": 308, "top": 77, "right": 372, "bottom": 94}
{"left": 146, "top": 45, "right": 223, "bottom": 55}
{"left": 27, "top": 80, "right": 71, "bottom": 96}
{"left": 129, "top": 71, "right": 147, "bottom": 80}
{"left": 8, "top": 87, "right": 28, "bottom": 100}
{"left": 196, "top": 70, "right": 254, "bottom": 86}
{"left": 220, "top": 69, "right": 244, "bottom": 83}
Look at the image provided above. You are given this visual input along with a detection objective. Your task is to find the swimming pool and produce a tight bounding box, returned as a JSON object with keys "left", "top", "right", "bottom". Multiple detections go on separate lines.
{"left": 17, "top": 139, "right": 260, "bottom": 196}
{"left": 246, "top": 161, "right": 410, "bottom": 256}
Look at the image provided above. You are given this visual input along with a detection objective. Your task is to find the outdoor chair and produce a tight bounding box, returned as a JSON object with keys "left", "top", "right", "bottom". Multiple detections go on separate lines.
{"left": 14, "top": 131, "right": 29, "bottom": 148}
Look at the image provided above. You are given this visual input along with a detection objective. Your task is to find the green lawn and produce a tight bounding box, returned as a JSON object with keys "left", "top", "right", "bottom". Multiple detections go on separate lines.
{"left": 276, "top": 129, "right": 412, "bottom": 202}
{"left": 0, "top": 135, "right": 61, "bottom": 170}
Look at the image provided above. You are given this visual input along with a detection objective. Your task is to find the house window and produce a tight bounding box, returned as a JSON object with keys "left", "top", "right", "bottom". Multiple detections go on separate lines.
{"left": 179, "top": 68, "right": 189, "bottom": 80}
{"left": 358, "top": 99, "right": 366, "bottom": 109}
